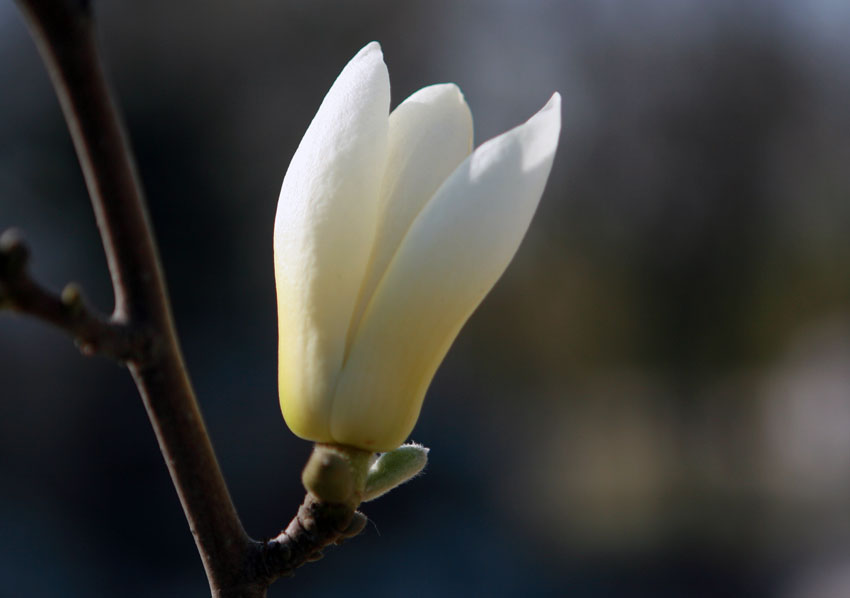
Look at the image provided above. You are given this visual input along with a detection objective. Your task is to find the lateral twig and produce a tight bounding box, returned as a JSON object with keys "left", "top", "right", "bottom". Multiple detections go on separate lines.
{"left": 0, "top": 229, "right": 143, "bottom": 361}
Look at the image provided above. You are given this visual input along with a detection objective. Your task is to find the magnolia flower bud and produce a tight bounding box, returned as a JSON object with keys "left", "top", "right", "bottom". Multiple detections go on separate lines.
{"left": 274, "top": 42, "right": 561, "bottom": 451}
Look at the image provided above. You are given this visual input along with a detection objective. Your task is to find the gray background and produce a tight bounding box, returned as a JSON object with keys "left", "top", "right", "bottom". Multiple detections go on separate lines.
{"left": 2, "top": 1, "right": 850, "bottom": 596}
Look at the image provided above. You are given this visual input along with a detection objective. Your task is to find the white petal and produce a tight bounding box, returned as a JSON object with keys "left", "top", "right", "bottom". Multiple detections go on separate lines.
{"left": 331, "top": 93, "right": 562, "bottom": 450}
{"left": 274, "top": 42, "right": 390, "bottom": 443}
{"left": 345, "top": 83, "right": 473, "bottom": 356}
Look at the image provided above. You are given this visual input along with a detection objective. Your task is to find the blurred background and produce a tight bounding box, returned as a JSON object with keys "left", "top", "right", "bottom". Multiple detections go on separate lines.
{"left": 2, "top": 0, "right": 850, "bottom": 596}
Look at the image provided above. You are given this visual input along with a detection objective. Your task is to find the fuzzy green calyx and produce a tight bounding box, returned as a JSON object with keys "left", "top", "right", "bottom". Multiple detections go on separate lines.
{"left": 363, "top": 443, "right": 429, "bottom": 501}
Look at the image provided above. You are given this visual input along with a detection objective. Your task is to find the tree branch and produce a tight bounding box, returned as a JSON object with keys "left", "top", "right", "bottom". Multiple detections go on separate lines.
{"left": 13, "top": 0, "right": 253, "bottom": 593}
{"left": 9, "top": 1, "right": 370, "bottom": 596}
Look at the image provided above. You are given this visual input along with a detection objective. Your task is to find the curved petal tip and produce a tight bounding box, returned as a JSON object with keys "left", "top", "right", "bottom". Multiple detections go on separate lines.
{"left": 406, "top": 82, "right": 466, "bottom": 105}
{"left": 343, "top": 42, "right": 387, "bottom": 93}
{"left": 356, "top": 41, "right": 383, "bottom": 61}
{"left": 519, "top": 92, "right": 561, "bottom": 172}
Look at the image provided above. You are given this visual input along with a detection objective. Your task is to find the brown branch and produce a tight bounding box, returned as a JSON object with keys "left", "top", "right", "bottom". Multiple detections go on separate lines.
{"left": 9, "top": 1, "right": 371, "bottom": 596}
{"left": 14, "top": 0, "right": 164, "bottom": 326}
{"left": 12, "top": 0, "right": 253, "bottom": 594}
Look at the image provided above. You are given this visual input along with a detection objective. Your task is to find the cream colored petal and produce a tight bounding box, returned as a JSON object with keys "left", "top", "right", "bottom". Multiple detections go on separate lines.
{"left": 274, "top": 42, "right": 390, "bottom": 443}
{"left": 345, "top": 83, "right": 473, "bottom": 357}
{"left": 331, "top": 93, "right": 562, "bottom": 451}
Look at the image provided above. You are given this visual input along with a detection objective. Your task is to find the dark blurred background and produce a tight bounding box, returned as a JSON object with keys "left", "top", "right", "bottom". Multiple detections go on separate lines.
{"left": 2, "top": 0, "right": 850, "bottom": 596}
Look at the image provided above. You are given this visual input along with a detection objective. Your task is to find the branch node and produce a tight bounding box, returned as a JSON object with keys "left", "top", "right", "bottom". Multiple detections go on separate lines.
{"left": 61, "top": 282, "right": 84, "bottom": 312}
{"left": 336, "top": 511, "right": 368, "bottom": 544}
{"left": 0, "top": 228, "right": 30, "bottom": 277}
